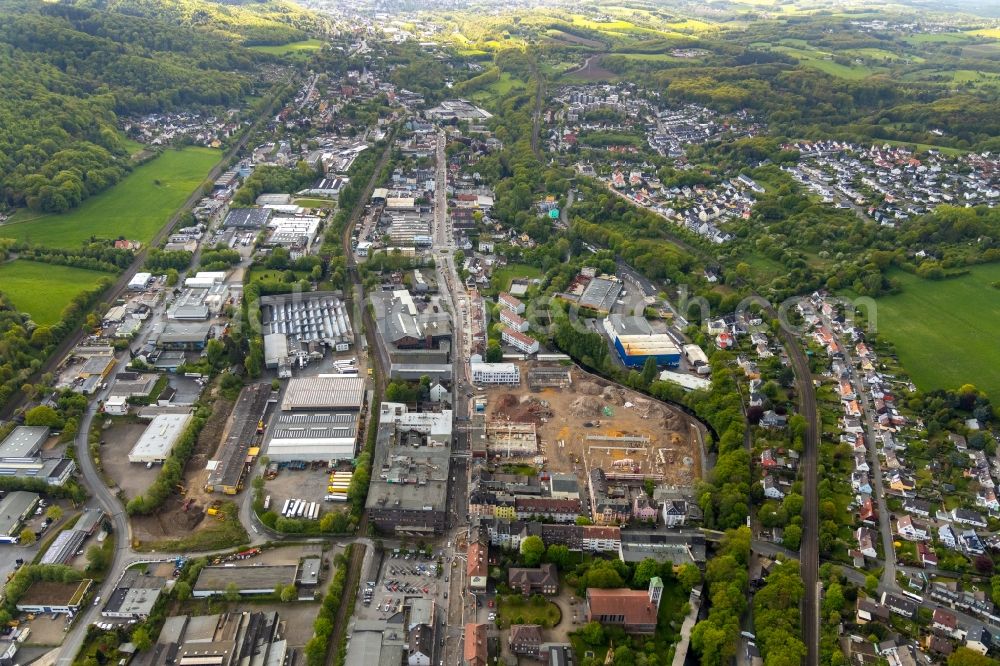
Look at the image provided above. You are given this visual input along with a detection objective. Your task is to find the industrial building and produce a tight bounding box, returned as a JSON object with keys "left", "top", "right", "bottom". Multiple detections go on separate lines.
{"left": 578, "top": 276, "right": 622, "bottom": 312}
{"left": 128, "top": 413, "right": 193, "bottom": 464}
{"left": 193, "top": 564, "right": 298, "bottom": 597}
{"left": 603, "top": 314, "right": 681, "bottom": 368}
{"left": 205, "top": 383, "right": 270, "bottom": 494}
{"left": 156, "top": 321, "right": 212, "bottom": 350}
{"left": 128, "top": 272, "right": 152, "bottom": 290}
{"left": 380, "top": 403, "right": 452, "bottom": 445}
{"left": 223, "top": 207, "right": 271, "bottom": 229}
{"left": 267, "top": 216, "right": 321, "bottom": 249}
{"left": 40, "top": 509, "right": 105, "bottom": 565}
{"left": 372, "top": 290, "right": 453, "bottom": 380}
{"left": 366, "top": 406, "right": 451, "bottom": 535}
{"left": 0, "top": 426, "right": 75, "bottom": 486}
{"left": 167, "top": 285, "right": 229, "bottom": 320}
{"left": 264, "top": 412, "right": 359, "bottom": 462}
{"left": 281, "top": 376, "right": 365, "bottom": 412}
{"left": 470, "top": 362, "right": 520, "bottom": 385}
{"left": 0, "top": 491, "right": 40, "bottom": 543}
{"left": 101, "top": 568, "right": 167, "bottom": 619}
{"left": 260, "top": 292, "right": 354, "bottom": 352}
{"left": 16, "top": 579, "right": 92, "bottom": 616}
{"left": 145, "top": 611, "right": 289, "bottom": 666}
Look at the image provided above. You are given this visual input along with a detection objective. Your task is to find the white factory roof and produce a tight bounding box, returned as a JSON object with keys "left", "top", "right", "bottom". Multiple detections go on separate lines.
{"left": 128, "top": 413, "right": 193, "bottom": 462}
{"left": 658, "top": 370, "right": 712, "bottom": 391}
{"left": 281, "top": 376, "right": 366, "bottom": 411}
{"left": 129, "top": 272, "right": 152, "bottom": 289}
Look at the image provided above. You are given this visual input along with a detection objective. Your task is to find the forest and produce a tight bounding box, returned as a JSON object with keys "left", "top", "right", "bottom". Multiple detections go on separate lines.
{"left": 0, "top": 0, "right": 298, "bottom": 213}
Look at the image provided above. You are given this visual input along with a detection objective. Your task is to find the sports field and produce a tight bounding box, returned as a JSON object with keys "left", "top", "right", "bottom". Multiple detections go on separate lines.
{"left": 871, "top": 264, "right": 1000, "bottom": 399}
{"left": 0, "top": 260, "right": 113, "bottom": 325}
{"left": 0, "top": 147, "right": 220, "bottom": 250}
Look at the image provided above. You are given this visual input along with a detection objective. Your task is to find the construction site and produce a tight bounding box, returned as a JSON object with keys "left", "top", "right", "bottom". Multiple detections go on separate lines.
{"left": 482, "top": 364, "right": 702, "bottom": 488}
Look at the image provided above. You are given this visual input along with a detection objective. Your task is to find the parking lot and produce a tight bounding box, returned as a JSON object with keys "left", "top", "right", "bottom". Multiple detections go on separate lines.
{"left": 263, "top": 465, "right": 343, "bottom": 523}
{"left": 97, "top": 419, "right": 159, "bottom": 498}
{"left": 357, "top": 550, "right": 448, "bottom": 623}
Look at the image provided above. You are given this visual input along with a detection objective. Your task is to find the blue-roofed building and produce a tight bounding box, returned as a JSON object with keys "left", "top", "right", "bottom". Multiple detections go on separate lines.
{"left": 602, "top": 314, "right": 680, "bottom": 368}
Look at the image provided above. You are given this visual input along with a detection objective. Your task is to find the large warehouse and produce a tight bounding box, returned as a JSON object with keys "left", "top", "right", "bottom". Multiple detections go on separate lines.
{"left": 281, "top": 376, "right": 365, "bottom": 412}
{"left": 264, "top": 412, "right": 359, "bottom": 462}
{"left": 128, "top": 413, "right": 192, "bottom": 463}
{"left": 603, "top": 314, "right": 681, "bottom": 368}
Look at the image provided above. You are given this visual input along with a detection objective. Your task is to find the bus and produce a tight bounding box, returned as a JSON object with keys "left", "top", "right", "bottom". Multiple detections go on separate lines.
{"left": 901, "top": 591, "right": 924, "bottom": 603}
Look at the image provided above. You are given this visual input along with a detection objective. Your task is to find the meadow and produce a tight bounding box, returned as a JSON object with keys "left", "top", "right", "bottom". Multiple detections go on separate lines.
{"left": 487, "top": 263, "right": 544, "bottom": 294}
{"left": 0, "top": 260, "right": 113, "bottom": 325}
{"left": 248, "top": 39, "right": 324, "bottom": 59}
{"left": 0, "top": 147, "right": 220, "bottom": 250}
{"left": 868, "top": 264, "right": 1000, "bottom": 400}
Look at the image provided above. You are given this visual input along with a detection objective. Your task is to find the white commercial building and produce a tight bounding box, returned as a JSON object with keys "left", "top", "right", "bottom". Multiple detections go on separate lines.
{"left": 128, "top": 272, "right": 152, "bottom": 290}
{"left": 264, "top": 412, "right": 358, "bottom": 462}
{"left": 470, "top": 362, "right": 520, "bottom": 385}
{"left": 128, "top": 413, "right": 192, "bottom": 463}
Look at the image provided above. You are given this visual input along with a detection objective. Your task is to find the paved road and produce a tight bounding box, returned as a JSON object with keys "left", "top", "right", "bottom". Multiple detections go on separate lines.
{"left": 826, "top": 317, "right": 896, "bottom": 585}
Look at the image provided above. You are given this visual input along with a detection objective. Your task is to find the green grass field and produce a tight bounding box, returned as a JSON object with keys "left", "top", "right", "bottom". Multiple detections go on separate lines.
{"left": 903, "top": 33, "right": 970, "bottom": 44}
{"left": 773, "top": 45, "right": 877, "bottom": 79}
{"left": 248, "top": 39, "right": 324, "bottom": 59}
{"left": 488, "top": 263, "right": 544, "bottom": 293}
{"left": 0, "top": 147, "right": 220, "bottom": 249}
{"left": 293, "top": 198, "right": 336, "bottom": 209}
{"left": 868, "top": 264, "right": 1000, "bottom": 399}
{"left": 0, "top": 260, "right": 113, "bottom": 325}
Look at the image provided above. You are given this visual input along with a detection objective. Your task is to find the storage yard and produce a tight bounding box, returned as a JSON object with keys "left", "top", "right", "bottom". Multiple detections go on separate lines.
{"left": 482, "top": 364, "right": 702, "bottom": 487}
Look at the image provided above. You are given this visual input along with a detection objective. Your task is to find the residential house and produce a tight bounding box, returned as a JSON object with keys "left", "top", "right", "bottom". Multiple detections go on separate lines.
{"left": 856, "top": 527, "right": 877, "bottom": 558}
{"left": 916, "top": 542, "right": 938, "bottom": 568}
{"left": 977, "top": 488, "right": 1000, "bottom": 512}
{"left": 467, "top": 542, "right": 488, "bottom": 591}
{"left": 925, "top": 636, "right": 954, "bottom": 658}
{"left": 464, "top": 623, "right": 488, "bottom": 666}
{"left": 408, "top": 623, "right": 434, "bottom": 666}
{"left": 760, "top": 410, "right": 786, "bottom": 428}
{"left": 960, "top": 529, "right": 985, "bottom": 555}
{"left": 903, "top": 498, "right": 932, "bottom": 519}
{"left": 852, "top": 471, "right": 873, "bottom": 495}
{"left": 888, "top": 472, "right": 915, "bottom": 493}
{"left": 896, "top": 515, "right": 930, "bottom": 541}
{"left": 763, "top": 476, "right": 784, "bottom": 500}
{"left": 932, "top": 608, "right": 962, "bottom": 639}
{"left": 856, "top": 598, "right": 890, "bottom": 624}
{"left": 939, "top": 524, "right": 957, "bottom": 549}
{"left": 508, "top": 624, "right": 542, "bottom": 658}
{"left": 881, "top": 592, "right": 917, "bottom": 619}
{"left": 508, "top": 564, "right": 559, "bottom": 596}
{"left": 661, "top": 500, "right": 687, "bottom": 527}
{"left": 632, "top": 495, "right": 658, "bottom": 522}
{"left": 952, "top": 508, "right": 988, "bottom": 528}
{"left": 858, "top": 497, "right": 877, "bottom": 525}
{"left": 965, "top": 625, "right": 991, "bottom": 656}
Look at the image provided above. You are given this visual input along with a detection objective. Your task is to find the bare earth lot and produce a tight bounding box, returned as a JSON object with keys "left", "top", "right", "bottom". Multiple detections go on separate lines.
{"left": 100, "top": 421, "right": 159, "bottom": 498}
{"left": 484, "top": 366, "right": 700, "bottom": 486}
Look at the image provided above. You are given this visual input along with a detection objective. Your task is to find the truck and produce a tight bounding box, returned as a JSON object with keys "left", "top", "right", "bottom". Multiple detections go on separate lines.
{"left": 263, "top": 495, "right": 271, "bottom": 511}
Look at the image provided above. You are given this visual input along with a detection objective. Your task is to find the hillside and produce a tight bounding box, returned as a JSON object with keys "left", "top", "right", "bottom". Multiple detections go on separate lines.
{"left": 0, "top": 0, "right": 313, "bottom": 214}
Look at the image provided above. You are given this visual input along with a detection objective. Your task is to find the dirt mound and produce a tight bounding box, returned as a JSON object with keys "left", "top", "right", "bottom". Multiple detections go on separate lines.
{"left": 577, "top": 382, "right": 602, "bottom": 395}
{"left": 496, "top": 394, "right": 519, "bottom": 409}
{"left": 570, "top": 396, "right": 604, "bottom": 417}
{"left": 601, "top": 386, "right": 621, "bottom": 404}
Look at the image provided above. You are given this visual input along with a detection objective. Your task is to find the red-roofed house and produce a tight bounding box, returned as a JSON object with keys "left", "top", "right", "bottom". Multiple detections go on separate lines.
{"left": 585, "top": 578, "right": 663, "bottom": 635}
{"left": 498, "top": 292, "right": 525, "bottom": 314}
{"left": 467, "top": 542, "right": 487, "bottom": 591}
{"left": 464, "top": 623, "right": 488, "bottom": 666}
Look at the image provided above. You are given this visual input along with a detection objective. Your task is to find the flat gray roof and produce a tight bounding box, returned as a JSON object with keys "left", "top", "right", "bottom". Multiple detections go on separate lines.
{"left": 158, "top": 321, "right": 212, "bottom": 344}
{"left": 299, "top": 558, "right": 321, "bottom": 586}
{"left": 0, "top": 426, "right": 49, "bottom": 459}
{"left": 0, "top": 491, "right": 39, "bottom": 536}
